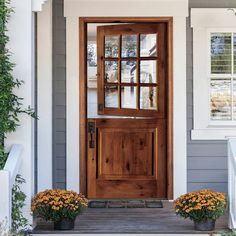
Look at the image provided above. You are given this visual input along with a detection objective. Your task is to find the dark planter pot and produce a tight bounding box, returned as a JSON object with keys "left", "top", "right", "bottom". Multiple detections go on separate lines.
{"left": 54, "top": 218, "right": 75, "bottom": 230}
{"left": 194, "top": 219, "right": 216, "bottom": 231}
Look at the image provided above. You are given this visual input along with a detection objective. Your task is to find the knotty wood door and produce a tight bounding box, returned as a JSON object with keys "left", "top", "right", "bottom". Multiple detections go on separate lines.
{"left": 87, "top": 23, "right": 168, "bottom": 199}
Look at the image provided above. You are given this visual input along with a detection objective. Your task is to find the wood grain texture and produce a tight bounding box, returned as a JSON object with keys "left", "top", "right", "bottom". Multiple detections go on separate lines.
{"left": 87, "top": 118, "right": 166, "bottom": 199}
{"left": 97, "top": 23, "right": 166, "bottom": 117}
{"left": 79, "top": 17, "right": 173, "bottom": 199}
{"left": 79, "top": 18, "right": 88, "bottom": 195}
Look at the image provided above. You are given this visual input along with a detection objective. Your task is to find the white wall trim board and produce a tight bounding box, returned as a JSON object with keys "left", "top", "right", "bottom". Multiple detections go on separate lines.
{"left": 37, "top": 0, "right": 53, "bottom": 192}
{"left": 32, "top": 0, "right": 48, "bottom": 12}
{"left": 5, "top": 0, "right": 35, "bottom": 224}
{"left": 64, "top": 0, "right": 188, "bottom": 199}
{"left": 191, "top": 8, "right": 236, "bottom": 140}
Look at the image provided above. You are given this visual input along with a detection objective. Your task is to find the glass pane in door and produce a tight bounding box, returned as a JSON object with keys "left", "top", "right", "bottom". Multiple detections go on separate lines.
{"left": 140, "top": 34, "right": 157, "bottom": 57}
{"left": 105, "top": 85, "right": 119, "bottom": 108}
{"left": 105, "top": 61, "right": 118, "bottom": 83}
{"left": 105, "top": 36, "right": 119, "bottom": 58}
{"left": 140, "top": 60, "right": 157, "bottom": 83}
{"left": 140, "top": 86, "right": 157, "bottom": 110}
{"left": 122, "top": 35, "right": 137, "bottom": 57}
{"left": 121, "top": 61, "right": 137, "bottom": 83}
{"left": 121, "top": 86, "right": 137, "bottom": 109}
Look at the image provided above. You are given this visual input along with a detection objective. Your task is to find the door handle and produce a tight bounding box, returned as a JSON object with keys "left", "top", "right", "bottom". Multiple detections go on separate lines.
{"left": 88, "top": 121, "right": 95, "bottom": 149}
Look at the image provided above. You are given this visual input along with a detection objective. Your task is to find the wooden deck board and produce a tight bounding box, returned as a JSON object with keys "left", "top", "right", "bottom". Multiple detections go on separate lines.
{"left": 33, "top": 202, "right": 229, "bottom": 234}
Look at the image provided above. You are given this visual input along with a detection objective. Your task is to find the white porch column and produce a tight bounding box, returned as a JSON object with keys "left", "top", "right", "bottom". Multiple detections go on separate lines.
{"left": 4, "top": 0, "right": 48, "bottom": 225}
{"left": 37, "top": 0, "right": 53, "bottom": 192}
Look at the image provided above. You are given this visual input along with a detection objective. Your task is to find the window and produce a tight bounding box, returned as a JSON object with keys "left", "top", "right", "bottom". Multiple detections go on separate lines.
{"left": 97, "top": 23, "right": 166, "bottom": 117}
{"left": 191, "top": 8, "right": 236, "bottom": 140}
{"left": 210, "top": 33, "right": 236, "bottom": 121}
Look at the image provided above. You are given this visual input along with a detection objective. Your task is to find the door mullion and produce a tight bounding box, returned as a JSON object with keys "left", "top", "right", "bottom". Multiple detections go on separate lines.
{"left": 118, "top": 35, "right": 122, "bottom": 109}
{"left": 137, "top": 33, "right": 140, "bottom": 110}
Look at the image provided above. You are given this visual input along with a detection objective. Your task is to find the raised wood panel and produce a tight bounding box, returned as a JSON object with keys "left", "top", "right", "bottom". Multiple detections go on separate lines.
{"left": 98, "top": 128, "right": 156, "bottom": 178}
{"left": 88, "top": 118, "right": 166, "bottom": 199}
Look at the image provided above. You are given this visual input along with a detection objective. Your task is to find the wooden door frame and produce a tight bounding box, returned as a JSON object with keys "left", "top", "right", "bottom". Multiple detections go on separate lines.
{"left": 79, "top": 17, "right": 173, "bottom": 199}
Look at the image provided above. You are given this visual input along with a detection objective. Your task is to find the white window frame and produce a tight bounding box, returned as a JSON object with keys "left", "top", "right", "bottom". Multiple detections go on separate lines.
{"left": 191, "top": 8, "right": 236, "bottom": 140}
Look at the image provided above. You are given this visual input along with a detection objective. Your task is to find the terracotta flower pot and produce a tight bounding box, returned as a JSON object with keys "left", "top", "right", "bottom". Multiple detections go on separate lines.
{"left": 54, "top": 218, "right": 75, "bottom": 230}
{"left": 194, "top": 219, "right": 215, "bottom": 231}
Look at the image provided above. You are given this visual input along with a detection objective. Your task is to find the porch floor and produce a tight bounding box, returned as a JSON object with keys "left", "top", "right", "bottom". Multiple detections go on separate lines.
{"left": 33, "top": 201, "right": 229, "bottom": 234}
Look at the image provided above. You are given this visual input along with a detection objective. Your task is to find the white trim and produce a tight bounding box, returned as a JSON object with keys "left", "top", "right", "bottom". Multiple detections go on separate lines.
{"left": 66, "top": 17, "right": 80, "bottom": 192}
{"left": 191, "top": 9, "right": 236, "bottom": 140}
{"left": 0, "top": 145, "right": 23, "bottom": 228}
{"left": 32, "top": 0, "right": 48, "bottom": 12}
{"left": 5, "top": 0, "right": 35, "bottom": 224}
{"left": 65, "top": 0, "right": 188, "bottom": 199}
{"left": 37, "top": 0, "right": 53, "bottom": 192}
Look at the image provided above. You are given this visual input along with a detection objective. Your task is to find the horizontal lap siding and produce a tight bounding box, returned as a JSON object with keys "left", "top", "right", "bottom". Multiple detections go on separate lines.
{"left": 51, "top": 0, "right": 236, "bottom": 192}
{"left": 187, "top": 0, "right": 236, "bottom": 193}
{"left": 52, "top": 0, "right": 66, "bottom": 189}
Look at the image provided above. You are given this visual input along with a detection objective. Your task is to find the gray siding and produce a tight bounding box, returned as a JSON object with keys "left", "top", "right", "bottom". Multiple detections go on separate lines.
{"left": 51, "top": 0, "right": 236, "bottom": 193}
{"left": 52, "top": 0, "right": 66, "bottom": 189}
{"left": 187, "top": 0, "right": 236, "bottom": 193}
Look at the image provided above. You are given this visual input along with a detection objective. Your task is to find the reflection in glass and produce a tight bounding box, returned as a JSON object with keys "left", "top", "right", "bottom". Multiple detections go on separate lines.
{"left": 105, "top": 61, "right": 118, "bottom": 83}
{"left": 105, "top": 36, "right": 119, "bottom": 58}
{"left": 121, "top": 86, "right": 137, "bottom": 109}
{"left": 234, "top": 34, "right": 236, "bottom": 74}
{"left": 105, "top": 86, "right": 119, "bottom": 108}
{"left": 122, "top": 35, "right": 137, "bottom": 57}
{"left": 140, "top": 60, "right": 157, "bottom": 83}
{"left": 140, "top": 34, "right": 157, "bottom": 57}
{"left": 121, "top": 61, "right": 137, "bottom": 83}
{"left": 140, "top": 86, "right": 157, "bottom": 110}
{"left": 210, "top": 78, "right": 231, "bottom": 120}
{"left": 211, "top": 33, "right": 231, "bottom": 74}
{"left": 234, "top": 79, "right": 236, "bottom": 120}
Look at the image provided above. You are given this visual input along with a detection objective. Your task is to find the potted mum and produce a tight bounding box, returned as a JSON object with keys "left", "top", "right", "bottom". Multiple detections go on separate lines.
{"left": 174, "top": 189, "right": 227, "bottom": 231}
{"left": 31, "top": 189, "right": 88, "bottom": 230}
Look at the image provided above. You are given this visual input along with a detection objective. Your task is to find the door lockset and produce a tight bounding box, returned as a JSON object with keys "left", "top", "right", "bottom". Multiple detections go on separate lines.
{"left": 88, "top": 121, "right": 95, "bottom": 148}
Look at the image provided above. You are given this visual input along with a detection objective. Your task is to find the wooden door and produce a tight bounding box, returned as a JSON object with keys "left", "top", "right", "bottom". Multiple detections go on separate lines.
{"left": 87, "top": 23, "right": 168, "bottom": 199}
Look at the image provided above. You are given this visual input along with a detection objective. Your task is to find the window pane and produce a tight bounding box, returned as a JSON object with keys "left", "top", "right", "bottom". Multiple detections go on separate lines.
{"left": 121, "top": 35, "right": 137, "bottom": 58}
{"left": 140, "top": 34, "right": 157, "bottom": 57}
{"left": 140, "top": 86, "right": 157, "bottom": 110}
{"left": 105, "top": 86, "right": 119, "bottom": 108}
{"left": 234, "top": 34, "right": 236, "bottom": 74}
{"left": 121, "top": 86, "right": 137, "bottom": 109}
{"left": 211, "top": 33, "right": 231, "bottom": 74}
{"left": 140, "top": 60, "right": 157, "bottom": 84}
{"left": 105, "top": 36, "right": 119, "bottom": 58}
{"left": 234, "top": 79, "right": 236, "bottom": 120}
{"left": 121, "top": 61, "right": 137, "bottom": 83}
{"left": 210, "top": 78, "right": 231, "bottom": 120}
{"left": 105, "top": 61, "right": 118, "bottom": 83}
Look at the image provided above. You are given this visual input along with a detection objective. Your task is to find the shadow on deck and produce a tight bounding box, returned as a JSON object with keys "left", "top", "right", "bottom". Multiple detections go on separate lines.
{"left": 33, "top": 201, "right": 229, "bottom": 234}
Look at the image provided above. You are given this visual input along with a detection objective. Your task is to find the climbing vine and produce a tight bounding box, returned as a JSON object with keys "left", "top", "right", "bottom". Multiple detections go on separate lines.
{"left": 0, "top": 0, "right": 35, "bottom": 169}
{"left": 11, "top": 175, "right": 29, "bottom": 234}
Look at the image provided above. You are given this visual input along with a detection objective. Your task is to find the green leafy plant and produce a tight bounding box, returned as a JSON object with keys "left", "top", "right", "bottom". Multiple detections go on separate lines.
{"left": 174, "top": 189, "right": 227, "bottom": 222}
{"left": 220, "top": 230, "right": 236, "bottom": 236}
{"left": 0, "top": 0, "right": 35, "bottom": 170}
{"left": 11, "top": 175, "right": 28, "bottom": 233}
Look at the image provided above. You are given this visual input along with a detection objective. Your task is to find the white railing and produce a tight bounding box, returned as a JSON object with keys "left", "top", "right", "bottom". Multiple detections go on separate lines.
{"left": 228, "top": 138, "right": 236, "bottom": 229}
{"left": 0, "top": 144, "right": 23, "bottom": 229}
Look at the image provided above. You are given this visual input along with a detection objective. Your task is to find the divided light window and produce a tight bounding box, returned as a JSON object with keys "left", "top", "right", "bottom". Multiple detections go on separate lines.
{"left": 210, "top": 32, "right": 236, "bottom": 121}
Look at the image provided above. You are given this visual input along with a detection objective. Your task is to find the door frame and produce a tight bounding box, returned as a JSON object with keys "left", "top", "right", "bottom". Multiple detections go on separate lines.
{"left": 79, "top": 17, "right": 173, "bottom": 199}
